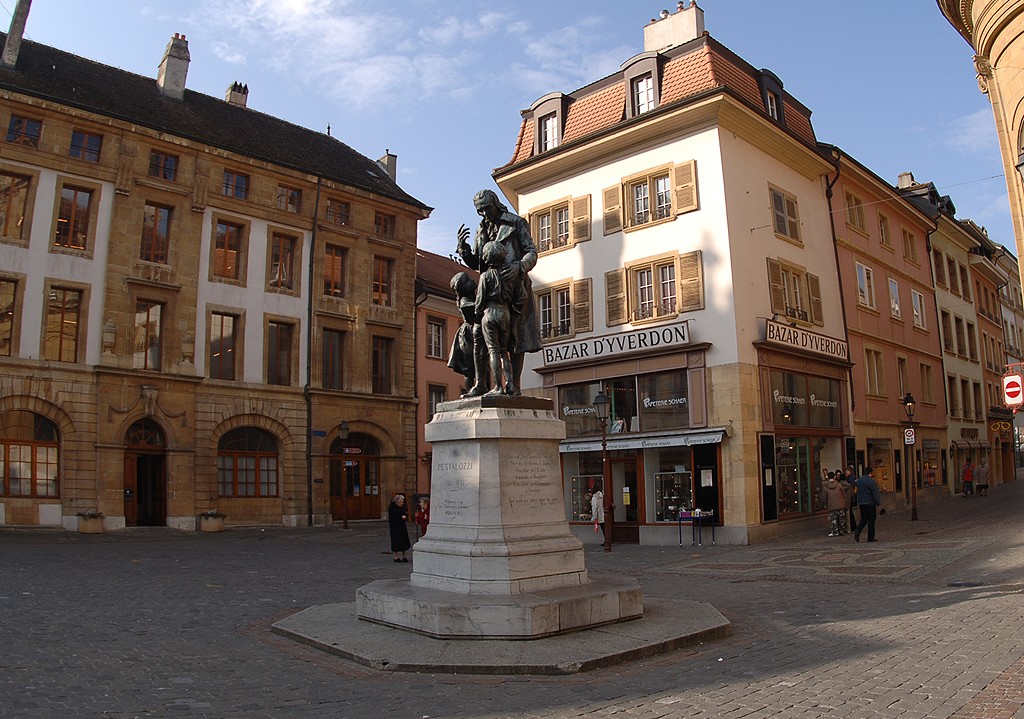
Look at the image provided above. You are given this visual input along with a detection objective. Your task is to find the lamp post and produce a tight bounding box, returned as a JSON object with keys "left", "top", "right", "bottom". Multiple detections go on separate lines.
{"left": 594, "top": 391, "right": 614, "bottom": 552}
{"left": 339, "top": 421, "right": 350, "bottom": 530}
{"left": 902, "top": 393, "right": 918, "bottom": 521}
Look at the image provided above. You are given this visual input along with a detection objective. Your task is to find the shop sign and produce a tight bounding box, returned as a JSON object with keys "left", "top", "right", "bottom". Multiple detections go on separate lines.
{"left": 560, "top": 431, "right": 722, "bottom": 453}
{"left": 542, "top": 322, "right": 689, "bottom": 367}
{"left": 764, "top": 319, "right": 848, "bottom": 361}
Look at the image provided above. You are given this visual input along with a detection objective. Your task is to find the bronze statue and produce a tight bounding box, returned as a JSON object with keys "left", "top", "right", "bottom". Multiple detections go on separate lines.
{"left": 454, "top": 189, "right": 541, "bottom": 396}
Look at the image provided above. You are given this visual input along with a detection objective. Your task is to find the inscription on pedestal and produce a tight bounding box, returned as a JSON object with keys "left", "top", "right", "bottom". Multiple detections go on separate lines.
{"left": 507, "top": 454, "right": 560, "bottom": 514}
{"left": 435, "top": 460, "right": 475, "bottom": 521}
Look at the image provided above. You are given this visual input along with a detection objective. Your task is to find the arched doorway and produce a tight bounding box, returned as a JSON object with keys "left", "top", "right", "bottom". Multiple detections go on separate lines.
{"left": 329, "top": 433, "right": 382, "bottom": 521}
{"left": 124, "top": 418, "right": 166, "bottom": 526}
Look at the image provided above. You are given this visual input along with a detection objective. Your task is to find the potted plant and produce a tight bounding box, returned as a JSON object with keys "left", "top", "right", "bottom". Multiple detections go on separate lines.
{"left": 198, "top": 510, "right": 227, "bottom": 533}
{"left": 77, "top": 511, "right": 105, "bottom": 534}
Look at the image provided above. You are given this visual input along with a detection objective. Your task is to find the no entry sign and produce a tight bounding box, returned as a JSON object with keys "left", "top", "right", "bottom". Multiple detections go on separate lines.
{"left": 1002, "top": 373, "right": 1024, "bottom": 409}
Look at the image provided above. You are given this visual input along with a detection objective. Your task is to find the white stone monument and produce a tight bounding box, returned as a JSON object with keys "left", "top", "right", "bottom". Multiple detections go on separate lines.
{"left": 356, "top": 395, "right": 642, "bottom": 638}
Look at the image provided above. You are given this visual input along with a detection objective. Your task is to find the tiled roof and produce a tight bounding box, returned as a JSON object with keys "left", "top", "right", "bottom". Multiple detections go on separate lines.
{"left": 500, "top": 34, "right": 817, "bottom": 172}
{"left": 0, "top": 32, "right": 430, "bottom": 212}
{"left": 416, "top": 249, "right": 476, "bottom": 299}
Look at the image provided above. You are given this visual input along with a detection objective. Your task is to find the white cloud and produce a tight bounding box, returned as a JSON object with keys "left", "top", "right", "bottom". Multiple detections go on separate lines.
{"left": 211, "top": 41, "right": 246, "bottom": 65}
{"left": 946, "top": 109, "right": 999, "bottom": 155}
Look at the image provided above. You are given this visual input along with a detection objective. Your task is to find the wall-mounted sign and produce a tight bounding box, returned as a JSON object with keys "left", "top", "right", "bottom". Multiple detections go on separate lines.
{"left": 542, "top": 322, "right": 689, "bottom": 367}
{"left": 764, "top": 319, "right": 848, "bottom": 362}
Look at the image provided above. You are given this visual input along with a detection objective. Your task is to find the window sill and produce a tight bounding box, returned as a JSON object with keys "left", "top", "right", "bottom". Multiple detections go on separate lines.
{"left": 773, "top": 232, "right": 803, "bottom": 248}
{"left": 623, "top": 214, "right": 675, "bottom": 233}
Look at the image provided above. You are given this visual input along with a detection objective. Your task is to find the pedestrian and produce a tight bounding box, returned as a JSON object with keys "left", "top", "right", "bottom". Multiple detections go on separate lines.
{"left": 961, "top": 457, "right": 975, "bottom": 496}
{"left": 974, "top": 457, "right": 990, "bottom": 497}
{"left": 822, "top": 471, "right": 848, "bottom": 536}
{"left": 844, "top": 465, "right": 858, "bottom": 530}
{"left": 388, "top": 493, "right": 412, "bottom": 562}
{"left": 414, "top": 496, "right": 430, "bottom": 537}
{"left": 853, "top": 465, "right": 882, "bottom": 543}
{"left": 591, "top": 486, "right": 605, "bottom": 540}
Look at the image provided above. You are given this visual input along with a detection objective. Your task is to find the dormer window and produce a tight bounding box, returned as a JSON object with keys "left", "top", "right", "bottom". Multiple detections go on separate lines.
{"left": 632, "top": 74, "right": 655, "bottom": 115}
{"left": 540, "top": 113, "right": 559, "bottom": 151}
{"left": 756, "top": 70, "right": 786, "bottom": 126}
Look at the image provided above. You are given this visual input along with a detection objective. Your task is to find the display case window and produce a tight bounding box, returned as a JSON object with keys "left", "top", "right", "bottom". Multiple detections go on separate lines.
{"left": 866, "top": 438, "right": 893, "bottom": 492}
{"left": 558, "top": 382, "right": 602, "bottom": 438}
{"left": 570, "top": 474, "right": 603, "bottom": 521}
{"left": 654, "top": 472, "right": 692, "bottom": 521}
{"left": 922, "top": 440, "right": 939, "bottom": 486}
{"left": 638, "top": 369, "right": 689, "bottom": 431}
{"left": 774, "top": 436, "right": 826, "bottom": 516}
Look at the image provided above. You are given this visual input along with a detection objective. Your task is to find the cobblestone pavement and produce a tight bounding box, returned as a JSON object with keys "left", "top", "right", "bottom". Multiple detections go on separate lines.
{"left": 2, "top": 480, "right": 1022, "bottom": 719}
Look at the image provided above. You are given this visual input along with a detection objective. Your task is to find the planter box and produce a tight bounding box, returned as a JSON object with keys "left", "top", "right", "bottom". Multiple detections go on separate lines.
{"left": 78, "top": 517, "right": 104, "bottom": 534}
{"left": 199, "top": 516, "right": 225, "bottom": 532}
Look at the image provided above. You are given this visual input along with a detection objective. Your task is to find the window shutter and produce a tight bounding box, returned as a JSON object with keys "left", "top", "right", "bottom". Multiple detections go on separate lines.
{"left": 807, "top": 272, "right": 824, "bottom": 326}
{"left": 785, "top": 197, "right": 799, "bottom": 241}
{"left": 672, "top": 160, "right": 698, "bottom": 214}
{"left": 677, "top": 250, "right": 704, "bottom": 312}
{"left": 571, "top": 195, "right": 591, "bottom": 244}
{"left": 572, "top": 278, "right": 592, "bottom": 333}
{"left": 602, "top": 186, "right": 622, "bottom": 235}
{"left": 767, "top": 258, "right": 786, "bottom": 314}
{"left": 605, "top": 269, "right": 627, "bottom": 326}
{"left": 771, "top": 190, "right": 787, "bottom": 235}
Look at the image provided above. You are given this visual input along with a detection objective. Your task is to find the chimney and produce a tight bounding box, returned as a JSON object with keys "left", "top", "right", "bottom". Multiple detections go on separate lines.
{"left": 897, "top": 172, "right": 916, "bottom": 189}
{"left": 1, "top": 0, "right": 32, "bottom": 70}
{"left": 643, "top": 0, "right": 705, "bottom": 53}
{"left": 157, "top": 33, "right": 190, "bottom": 100}
{"left": 377, "top": 150, "right": 397, "bottom": 182}
{"left": 225, "top": 81, "right": 248, "bottom": 107}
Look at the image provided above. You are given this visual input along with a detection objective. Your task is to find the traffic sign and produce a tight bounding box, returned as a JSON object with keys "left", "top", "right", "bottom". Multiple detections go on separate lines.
{"left": 343, "top": 447, "right": 362, "bottom": 454}
{"left": 1002, "top": 373, "right": 1024, "bottom": 408}
{"left": 904, "top": 428, "right": 915, "bottom": 445}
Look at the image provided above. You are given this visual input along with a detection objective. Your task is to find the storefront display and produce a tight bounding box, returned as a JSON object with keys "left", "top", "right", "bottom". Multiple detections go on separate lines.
{"left": 866, "top": 439, "right": 893, "bottom": 493}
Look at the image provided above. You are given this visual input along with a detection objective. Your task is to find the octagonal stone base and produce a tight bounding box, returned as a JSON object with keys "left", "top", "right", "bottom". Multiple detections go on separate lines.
{"left": 356, "top": 574, "right": 642, "bottom": 638}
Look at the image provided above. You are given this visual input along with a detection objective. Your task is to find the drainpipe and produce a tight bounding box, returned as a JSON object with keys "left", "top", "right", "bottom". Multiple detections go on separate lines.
{"left": 823, "top": 147, "right": 853, "bottom": 424}
{"left": 305, "top": 177, "right": 322, "bottom": 527}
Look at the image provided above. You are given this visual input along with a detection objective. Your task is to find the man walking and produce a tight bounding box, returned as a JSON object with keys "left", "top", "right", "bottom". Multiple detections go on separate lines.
{"left": 844, "top": 466, "right": 858, "bottom": 530}
{"left": 853, "top": 465, "right": 882, "bottom": 543}
{"left": 961, "top": 458, "right": 975, "bottom": 496}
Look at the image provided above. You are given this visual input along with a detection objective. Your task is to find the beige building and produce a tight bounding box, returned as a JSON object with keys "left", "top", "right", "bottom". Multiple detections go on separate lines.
{"left": 0, "top": 26, "right": 429, "bottom": 530}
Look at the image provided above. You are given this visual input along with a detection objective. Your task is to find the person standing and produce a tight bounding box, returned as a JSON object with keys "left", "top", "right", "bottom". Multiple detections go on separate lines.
{"left": 853, "top": 466, "right": 882, "bottom": 543}
{"left": 823, "top": 471, "right": 848, "bottom": 536}
{"left": 388, "top": 493, "right": 412, "bottom": 562}
{"left": 844, "top": 466, "right": 858, "bottom": 530}
{"left": 591, "top": 487, "right": 605, "bottom": 540}
{"left": 974, "top": 457, "right": 990, "bottom": 497}
{"left": 414, "top": 496, "right": 430, "bottom": 537}
{"left": 961, "top": 458, "right": 975, "bottom": 496}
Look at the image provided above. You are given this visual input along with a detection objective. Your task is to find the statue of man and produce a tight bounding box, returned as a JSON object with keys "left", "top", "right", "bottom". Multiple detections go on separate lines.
{"left": 456, "top": 189, "right": 541, "bottom": 395}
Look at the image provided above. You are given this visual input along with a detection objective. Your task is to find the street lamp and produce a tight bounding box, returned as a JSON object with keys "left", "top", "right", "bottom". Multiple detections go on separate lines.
{"left": 593, "top": 391, "right": 613, "bottom": 552}
{"left": 902, "top": 393, "right": 918, "bottom": 521}
{"left": 339, "top": 421, "right": 351, "bottom": 530}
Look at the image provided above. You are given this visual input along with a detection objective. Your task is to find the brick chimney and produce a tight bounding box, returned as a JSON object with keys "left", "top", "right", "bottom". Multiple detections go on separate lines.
{"left": 1, "top": 0, "right": 32, "bottom": 70}
{"left": 157, "top": 33, "right": 190, "bottom": 100}
{"left": 643, "top": 0, "right": 705, "bottom": 53}
{"left": 225, "top": 82, "right": 248, "bottom": 107}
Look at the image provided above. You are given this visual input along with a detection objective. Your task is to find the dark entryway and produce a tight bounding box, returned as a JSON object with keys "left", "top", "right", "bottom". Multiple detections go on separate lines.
{"left": 124, "top": 419, "right": 167, "bottom": 527}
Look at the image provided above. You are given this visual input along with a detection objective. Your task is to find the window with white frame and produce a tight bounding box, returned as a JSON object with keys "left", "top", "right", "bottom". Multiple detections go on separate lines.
{"left": 603, "top": 161, "right": 697, "bottom": 234}
{"left": 540, "top": 113, "right": 559, "bottom": 151}
{"left": 767, "top": 258, "right": 823, "bottom": 325}
{"left": 865, "top": 348, "right": 885, "bottom": 395}
{"left": 897, "top": 356, "right": 909, "bottom": 395}
{"left": 919, "top": 363, "right": 934, "bottom": 403}
{"left": 632, "top": 74, "right": 655, "bottom": 115}
{"left": 537, "top": 283, "right": 574, "bottom": 340}
{"left": 888, "top": 278, "right": 900, "bottom": 318}
{"left": 845, "top": 191, "right": 866, "bottom": 232}
{"left": 607, "top": 252, "right": 702, "bottom": 326}
{"left": 878, "top": 214, "right": 891, "bottom": 247}
{"left": 426, "top": 317, "right": 446, "bottom": 359}
{"left": 902, "top": 228, "right": 918, "bottom": 263}
{"left": 856, "top": 262, "right": 875, "bottom": 309}
{"left": 911, "top": 290, "right": 925, "bottom": 329}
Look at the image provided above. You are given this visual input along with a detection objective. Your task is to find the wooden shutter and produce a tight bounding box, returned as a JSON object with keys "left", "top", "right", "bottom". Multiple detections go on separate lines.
{"left": 605, "top": 269, "right": 627, "bottom": 326}
{"left": 785, "top": 196, "right": 799, "bottom": 241}
{"left": 771, "top": 189, "right": 787, "bottom": 236}
{"left": 602, "top": 185, "right": 622, "bottom": 235}
{"left": 571, "top": 195, "right": 591, "bottom": 244}
{"left": 767, "top": 258, "right": 786, "bottom": 314}
{"left": 677, "top": 250, "right": 704, "bottom": 312}
{"left": 807, "top": 272, "right": 824, "bottom": 326}
{"left": 672, "top": 160, "right": 698, "bottom": 214}
{"left": 572, "top": 278, "right": 592, "bottom": 333}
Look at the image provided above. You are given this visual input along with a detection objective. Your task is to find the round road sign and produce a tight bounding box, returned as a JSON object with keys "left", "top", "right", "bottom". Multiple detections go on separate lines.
{"left": 1002, "top": 373, "right": 1024, "bottom": 408}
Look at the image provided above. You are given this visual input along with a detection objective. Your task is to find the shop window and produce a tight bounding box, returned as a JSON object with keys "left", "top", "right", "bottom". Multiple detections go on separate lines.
{"left": 557, "top": 382, "right": 602, "bottom": 438}
{"left": 217, "top": 427, "right": 278, "bottom": 497}
{"left": 637, "top": 370, "right": 689, "bottom": 432}
{"left": 654, "top": 449, "right": 693, "bottom": 521}
{"left": 770, "top": 371, "right": 841, "bottom": 428}
{"left": 0, "top": 410, "right": 59, "bottom": 497}
{"left": 569, "top": 460, "right": 603, "bottom": 522}
{"left": 774, "top": 438, "right": 820, "bottom": 516}
{"left": 866, "top": 439, "right": 893, "bottom": 493}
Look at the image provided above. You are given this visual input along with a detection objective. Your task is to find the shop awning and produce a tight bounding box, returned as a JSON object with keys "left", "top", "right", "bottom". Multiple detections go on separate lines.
{"left": 950, "top": 439, "right": 991, "bottom": 450}
{"left": 559, "top": 430, "right": 724, "bottom": 453}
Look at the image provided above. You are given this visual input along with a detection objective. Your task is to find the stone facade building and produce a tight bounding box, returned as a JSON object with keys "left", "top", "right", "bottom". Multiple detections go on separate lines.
{"left": 0, "top": 27, "right": 429, "bottom": 530}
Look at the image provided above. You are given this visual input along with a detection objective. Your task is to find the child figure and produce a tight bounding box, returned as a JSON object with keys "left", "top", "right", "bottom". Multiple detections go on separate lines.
{"left": 447, "top": 271, "right": 486, "bottom": 396}
{"left": 472, "top": 240, "right": 519, "bottom": 396}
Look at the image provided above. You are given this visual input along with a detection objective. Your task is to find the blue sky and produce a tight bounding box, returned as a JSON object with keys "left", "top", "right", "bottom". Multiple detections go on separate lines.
{"left": 6, "top": 0, "right": 1009, "bottom": 257}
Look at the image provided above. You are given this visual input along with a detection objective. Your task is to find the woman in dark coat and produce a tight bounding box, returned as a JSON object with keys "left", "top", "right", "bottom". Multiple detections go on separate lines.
{"left": 388, "top": 494, "right": 412, "bottom": 562}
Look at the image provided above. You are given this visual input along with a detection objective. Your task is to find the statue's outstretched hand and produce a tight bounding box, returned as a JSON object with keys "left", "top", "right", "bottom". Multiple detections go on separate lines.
{"left": 456, "top": 224, "right": 471, "bottom": 251}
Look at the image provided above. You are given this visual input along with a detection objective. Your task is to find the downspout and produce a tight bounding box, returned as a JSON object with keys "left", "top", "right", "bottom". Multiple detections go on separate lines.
{"left": 823, "top": 148, "right": 852, "bottom": 415}
{"left": 305, "top": 177, "right": 322, "bottom": 527}
{"left": 921, "top": 221, "right": 945, "bottom": 484}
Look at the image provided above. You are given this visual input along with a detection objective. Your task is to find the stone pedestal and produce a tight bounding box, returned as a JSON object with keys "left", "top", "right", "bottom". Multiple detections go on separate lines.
{"left": 355, "top": 395, "right": 642, "bottom": 638}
